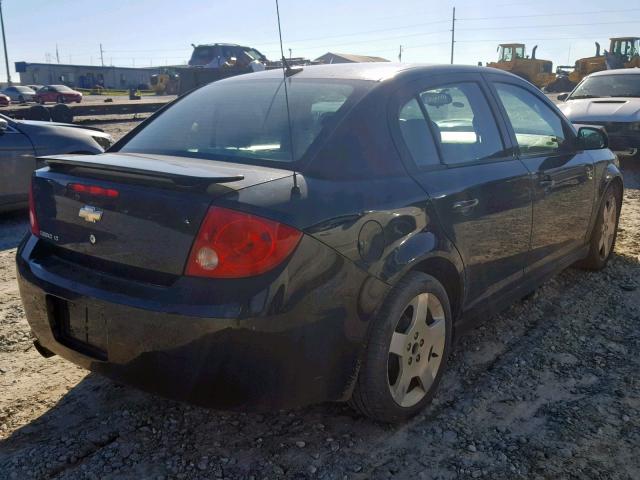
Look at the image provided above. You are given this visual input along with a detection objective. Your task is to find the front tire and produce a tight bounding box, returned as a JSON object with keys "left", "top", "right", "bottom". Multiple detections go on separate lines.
{"left": 577, "top": 186, "right": 620, "bottom": 270}
{"left": 350, "top": 272, "right": 452, "bottom": 423}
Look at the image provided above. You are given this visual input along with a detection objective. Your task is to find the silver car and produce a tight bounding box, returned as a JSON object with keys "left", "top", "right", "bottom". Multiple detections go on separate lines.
{"left": 0, "top": 114, "right": 113, "bottom": 212}
{"left": 558, "top": 69, "right": 640, "bottom": 158}
{"left": 2, "top": 85, "right": 36, "bottom": 103}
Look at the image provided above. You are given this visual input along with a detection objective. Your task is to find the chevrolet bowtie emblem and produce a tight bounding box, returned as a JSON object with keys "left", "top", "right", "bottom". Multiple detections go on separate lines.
{"left": 79, "top": 205, "right": 103, "bottom": 223}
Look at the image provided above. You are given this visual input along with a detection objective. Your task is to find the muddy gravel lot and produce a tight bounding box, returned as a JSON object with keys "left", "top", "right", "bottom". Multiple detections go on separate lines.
{"left": 0, "top": 118, "right": 639, "bottom": 479}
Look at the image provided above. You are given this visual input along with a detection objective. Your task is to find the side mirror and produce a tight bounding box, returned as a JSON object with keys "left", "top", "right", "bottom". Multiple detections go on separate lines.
{"left": 577, "top": 126, "right": 608, "bottom": 150}
{"left": 557, "top": 93, "right": 569, "bottom": 101}
{"left": 0, "top": 118, "right": 8, "bottom": 134}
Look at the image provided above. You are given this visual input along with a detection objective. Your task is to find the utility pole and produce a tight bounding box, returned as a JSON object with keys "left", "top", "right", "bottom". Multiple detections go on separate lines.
{"left": 100, "top": 43, "right": 104, "bottom": 67}
{"left": 0, "top": 0, "right": 11, "bottom": 85}
{"left": 450, "top": 7, "right": 456, "bottom": 65}
{"left": 56, "top": 44, "right": 60, "bottom": 63}
{"left": 398, "top": 45, "right": 404, "bottom": 62}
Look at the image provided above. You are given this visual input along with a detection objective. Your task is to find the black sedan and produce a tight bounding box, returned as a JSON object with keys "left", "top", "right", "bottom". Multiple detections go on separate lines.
{"left": 0, "top": 114, "right": 113, "bottom": 212}
{"left": 17, "top": 64, "right": 622, "bottom": 422}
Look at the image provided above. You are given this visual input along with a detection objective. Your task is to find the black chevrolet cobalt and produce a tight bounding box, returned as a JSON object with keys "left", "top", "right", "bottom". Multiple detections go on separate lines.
{"left": 18, "top": 64, "right": 622, "bottom": 422}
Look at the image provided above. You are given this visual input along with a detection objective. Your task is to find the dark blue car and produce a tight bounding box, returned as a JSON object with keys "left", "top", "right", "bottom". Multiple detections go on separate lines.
{"left": 17, "top": 64, "right": 622, "bottom": 422}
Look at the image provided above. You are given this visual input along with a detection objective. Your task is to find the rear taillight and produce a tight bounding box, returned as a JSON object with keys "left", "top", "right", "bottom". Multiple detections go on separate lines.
{"left": 29, "top": 179, "right": 39, "bottom": 236}
{"left": 185, "top": 207, "right": 302, "bottom": 278}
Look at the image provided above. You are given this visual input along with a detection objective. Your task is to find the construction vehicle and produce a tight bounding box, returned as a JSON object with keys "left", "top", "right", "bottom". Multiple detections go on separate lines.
{"left": 150, "top": 70, "right": 180, "bottom": 95}
{"left": 487, "top": 44, "right": 556, "bottom": 89}
{"left": 606, "top": 37, "right": 640, "bottom": 69}
{"left": 547, "top": 37, "right": 640, "bottom": 92}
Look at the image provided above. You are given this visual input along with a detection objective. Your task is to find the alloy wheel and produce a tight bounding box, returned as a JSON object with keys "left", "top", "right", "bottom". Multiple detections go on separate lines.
{"left": 598, "top": 196, "right": 617, "bottom": 259}
{"left": 387, "top": 293, "right": 446, "bottom": 408}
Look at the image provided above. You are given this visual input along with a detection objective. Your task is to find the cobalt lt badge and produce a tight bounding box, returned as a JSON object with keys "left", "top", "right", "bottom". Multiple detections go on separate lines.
{"left": 79, "top": 205, "right": 103, "bottom": 223}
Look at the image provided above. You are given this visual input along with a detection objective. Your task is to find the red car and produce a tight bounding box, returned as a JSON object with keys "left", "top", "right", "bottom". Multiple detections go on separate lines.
{"left": 0, "top": 93, "right": 10, "bottom": 106}
{"left": 35, "top": 85, "right": 82, "bottom": 104}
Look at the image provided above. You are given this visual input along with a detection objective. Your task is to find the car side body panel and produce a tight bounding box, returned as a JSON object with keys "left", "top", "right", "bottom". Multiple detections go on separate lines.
{"left": 0, "top": 128, "right": 36, "bottom": 211}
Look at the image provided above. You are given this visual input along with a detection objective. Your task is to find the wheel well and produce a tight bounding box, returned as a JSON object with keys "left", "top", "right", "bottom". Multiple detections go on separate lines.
{"left": 610, "top": 177, "right": 623, "bottom": 207}
{"left": 410, "top": 257, "right": 462, "bottom": 320}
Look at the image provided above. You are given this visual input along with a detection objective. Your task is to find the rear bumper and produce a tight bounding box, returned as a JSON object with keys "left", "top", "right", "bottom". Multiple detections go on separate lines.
{"left": 16, "top": 234, "right": 388, "bottom": 410}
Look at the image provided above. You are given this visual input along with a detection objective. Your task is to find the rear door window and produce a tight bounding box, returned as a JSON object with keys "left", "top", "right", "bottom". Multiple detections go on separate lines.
{"left": 419, "top": 83, "right": 505, "bottom": 165}
{"left": 398, "top": 98, "right": 440, "bottom": 167}
{"left": 494, "top": 83, "right": 571, "bottom": 156}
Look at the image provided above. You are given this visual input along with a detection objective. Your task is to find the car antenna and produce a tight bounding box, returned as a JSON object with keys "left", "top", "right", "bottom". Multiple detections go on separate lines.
{"left": 275, "top": 0, "right": 301, "bottom": 197}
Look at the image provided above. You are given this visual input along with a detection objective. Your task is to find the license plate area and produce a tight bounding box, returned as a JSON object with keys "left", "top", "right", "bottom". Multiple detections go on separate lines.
{"left": 47, "top": 296, "right": 108, "bottom": 360}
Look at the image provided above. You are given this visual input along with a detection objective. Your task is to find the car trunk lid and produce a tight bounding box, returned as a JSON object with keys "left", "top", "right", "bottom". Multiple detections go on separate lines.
{"left": 32, "top": 152, "right": 292, "bottom": 277}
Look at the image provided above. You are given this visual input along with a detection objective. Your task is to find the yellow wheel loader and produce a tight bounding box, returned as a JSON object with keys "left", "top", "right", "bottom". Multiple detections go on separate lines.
{"left": 487, "top": 44, "right": 556, "bottom": 89}
{"left": 548, "top": 37, "right": 640, "bottom": 92}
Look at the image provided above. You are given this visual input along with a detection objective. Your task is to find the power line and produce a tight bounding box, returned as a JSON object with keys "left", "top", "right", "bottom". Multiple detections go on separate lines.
{"left": 459, "top": 7, "right": 640, "bottom": 21}
{"left": 265, "top": 18, "right": 451, "bottom": 46}
{"left": 458, "top": 19, "right": 639, "bottom": 32}
{"left": 455, "top": 34, "right": 637, "bottom": 43}
{"left": 102, "top": 19, "right": 452, "bottom": 54}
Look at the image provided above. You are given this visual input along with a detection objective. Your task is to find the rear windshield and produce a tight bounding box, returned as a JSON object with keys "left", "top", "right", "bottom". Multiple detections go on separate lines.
{"left": 190, "top": 46, "right": 214, "bottom": 65}
{"left": 570, "top": 74, "right": 640, "bottom": 99}
{"left": 119, "top": 77, "right": 370, "bottom": 168}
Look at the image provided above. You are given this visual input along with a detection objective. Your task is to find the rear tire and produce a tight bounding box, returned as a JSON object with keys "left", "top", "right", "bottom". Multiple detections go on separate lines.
{"left": 577, "top": 186, "right": 620, "bottom": 270}
{"left": 350, "top": 272, "right": 452, "bottom": 423}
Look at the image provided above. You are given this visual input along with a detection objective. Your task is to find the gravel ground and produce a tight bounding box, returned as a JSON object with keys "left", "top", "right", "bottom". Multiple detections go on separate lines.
{"left": 0, "top": 118, "right": 639, "bottom": 479}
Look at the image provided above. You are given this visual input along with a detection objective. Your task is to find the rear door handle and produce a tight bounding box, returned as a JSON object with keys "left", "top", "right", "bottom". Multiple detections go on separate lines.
{"left": 452, "top": 199, "right": 479, "bottom": 212}
{"left": 585, "top": 165, "right": 594, "bottom": 180}
{"left": 539, "top": 176, "right": 555, "bottom": 188}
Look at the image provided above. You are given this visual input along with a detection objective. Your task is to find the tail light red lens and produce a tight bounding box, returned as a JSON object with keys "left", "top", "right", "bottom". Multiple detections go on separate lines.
{"left": 185, "top": 207, "right": 302, "bottom": 278}
{"left": 29, "top": 179, "right": 39, "bottom": 236}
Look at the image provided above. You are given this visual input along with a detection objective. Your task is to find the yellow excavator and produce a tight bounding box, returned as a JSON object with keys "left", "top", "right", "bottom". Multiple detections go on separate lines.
{"left": 487, "top": 44, "right": 556, "bottom": 89}
{"left": 150, "top": 70, "right": 180, "bottom": 95}
{"left": 548, "top": 37, "right": 640, "bottom": 92}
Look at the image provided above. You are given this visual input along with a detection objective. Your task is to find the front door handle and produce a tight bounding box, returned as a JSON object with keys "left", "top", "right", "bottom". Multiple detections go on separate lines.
{"left": 452, "top": 199, "right": 479, "bottom": 213}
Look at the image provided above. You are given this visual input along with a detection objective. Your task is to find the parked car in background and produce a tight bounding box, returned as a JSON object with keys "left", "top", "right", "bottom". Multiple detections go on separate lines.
{"left": 558, "top": 69, "right": 640, "bottom": 158}
{"left": 35, "top": 85, "right": 83, "bottom": 104}
{"left": 27, "top": 84, "right": 44, "bottom": 92}
{"left": 2, "top": 85, "right": 36, "bottom": 103}
{"left": 0, "top": 114, "right": 113, "bottom": 212}
{"left": 0, "top": 93, "right": 10, "bottom": 106}
{"left": 18, "top": 64, "right": 622, "bottom": 423}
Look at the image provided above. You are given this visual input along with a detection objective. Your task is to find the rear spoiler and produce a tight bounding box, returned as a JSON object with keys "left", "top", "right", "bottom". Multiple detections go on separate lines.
{"left": 42, "top": 153, "right": 245, "bottom": 187}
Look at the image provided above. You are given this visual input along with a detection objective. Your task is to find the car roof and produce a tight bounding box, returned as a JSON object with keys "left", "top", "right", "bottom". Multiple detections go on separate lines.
{"left": 225, "top": 62, "right": 510, "bottom": 83}
{"left": 195, "top": 43, "right": 247, "bottom": 48}
{"left": 588, "top": 68, "right": 640, "bottom": 77}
